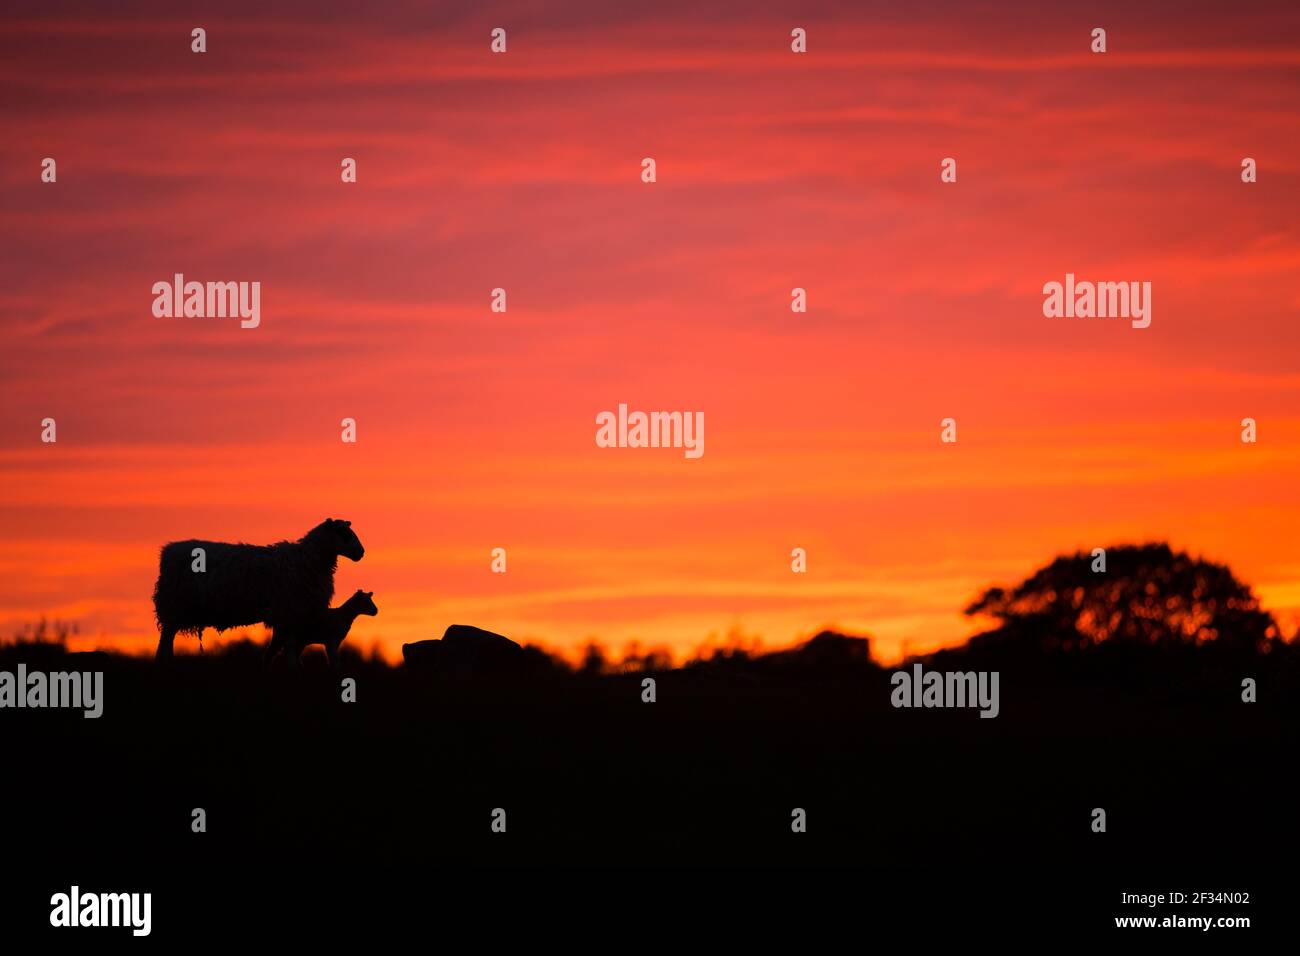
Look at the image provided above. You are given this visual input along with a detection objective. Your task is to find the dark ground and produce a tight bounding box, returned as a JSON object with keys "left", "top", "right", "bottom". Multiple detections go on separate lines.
{"left": 2, "top": 637, "right": 1295, "bottom": 941}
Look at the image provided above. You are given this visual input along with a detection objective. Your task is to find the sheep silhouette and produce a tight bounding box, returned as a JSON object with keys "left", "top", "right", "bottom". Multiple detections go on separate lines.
{"left": 152, "top": 518, "right": 365, "bottom": 659}
{"left": 264, "top": 589, "right": 378, "bottom": 669}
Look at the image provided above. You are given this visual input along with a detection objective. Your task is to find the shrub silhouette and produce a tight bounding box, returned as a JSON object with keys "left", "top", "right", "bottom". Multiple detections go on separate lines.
{"left": 964, "top": 543, "right": 1280, "bottom": 654}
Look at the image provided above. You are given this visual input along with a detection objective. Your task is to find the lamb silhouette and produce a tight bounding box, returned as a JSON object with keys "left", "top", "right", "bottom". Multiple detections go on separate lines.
{"left": 264, "top": 589, "right": 378, "bottom": 669}
{"left": 403, "top": 625, "right": 525, "bottom": 678}
{"left": 152, "top": 518, "right": 364, "bottom": 659}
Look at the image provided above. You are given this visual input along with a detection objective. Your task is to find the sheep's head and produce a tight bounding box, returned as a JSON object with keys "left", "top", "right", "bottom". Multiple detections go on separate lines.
{"left": 317, "top": 518, "right": 365, "bottom": 561}
{"left": 348, "top": 589, "right": 379, "bottom": 616}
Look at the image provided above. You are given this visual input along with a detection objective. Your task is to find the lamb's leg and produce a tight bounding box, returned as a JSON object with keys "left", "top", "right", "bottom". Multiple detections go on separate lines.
{"left": 155, "top": 626, "right": 178, "bottom": 660}
{"left": 325, "top": 642, "right": 339, "bottom": 670}
{"left": 284, "top": 642, "right": 301, "bottom": 670}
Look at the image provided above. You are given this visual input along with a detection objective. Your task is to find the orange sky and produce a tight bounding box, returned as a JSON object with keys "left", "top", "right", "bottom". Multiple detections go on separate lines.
{"left": 2, "top": 1, "right": 1298, "bottom": 663}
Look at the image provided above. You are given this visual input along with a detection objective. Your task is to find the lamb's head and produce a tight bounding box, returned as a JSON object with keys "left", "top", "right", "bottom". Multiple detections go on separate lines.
{"left": 346, "top": 589, "right": 379, "bottom": 617}
{"left": 308, "top": 518, "right": 366, "bottom": 561}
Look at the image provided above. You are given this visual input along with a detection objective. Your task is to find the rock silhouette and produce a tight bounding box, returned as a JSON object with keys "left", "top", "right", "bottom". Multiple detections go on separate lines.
{"left": 403, "top": 624, "right": 526, "bottom": 677}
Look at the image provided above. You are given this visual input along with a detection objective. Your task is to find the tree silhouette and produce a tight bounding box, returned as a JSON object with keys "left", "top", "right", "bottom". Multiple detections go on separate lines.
{"left": 965, "top": 543, "right": 1280, "bottom": 653}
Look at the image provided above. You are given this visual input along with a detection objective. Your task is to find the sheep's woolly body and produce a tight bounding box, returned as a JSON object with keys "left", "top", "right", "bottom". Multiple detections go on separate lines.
{"left": 154, "top": 539, "right": 336, "bottom": 634}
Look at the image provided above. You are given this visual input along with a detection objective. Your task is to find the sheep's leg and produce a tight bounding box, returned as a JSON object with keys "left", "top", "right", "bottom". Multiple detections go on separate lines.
{"left": 155, "top": 626, "right": 177, "bottom": 660}
{"left": 325, "top": 642, "right": 339, "bottom": 670}
{"left": 264, "top": 630, "right": 283, "bottom": 666}
{"left": 284, "top": 642, "right": 301, "bottom": 670}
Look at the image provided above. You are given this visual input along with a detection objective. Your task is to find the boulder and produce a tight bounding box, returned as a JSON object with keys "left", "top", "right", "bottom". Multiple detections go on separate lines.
{"left": 403, "top": 625, "right": 525, "bottom": 678}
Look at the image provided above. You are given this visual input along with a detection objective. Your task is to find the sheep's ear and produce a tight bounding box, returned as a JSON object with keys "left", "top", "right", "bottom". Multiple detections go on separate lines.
{"left": 344, "top": 520, "right": 352, "bottom": 527}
